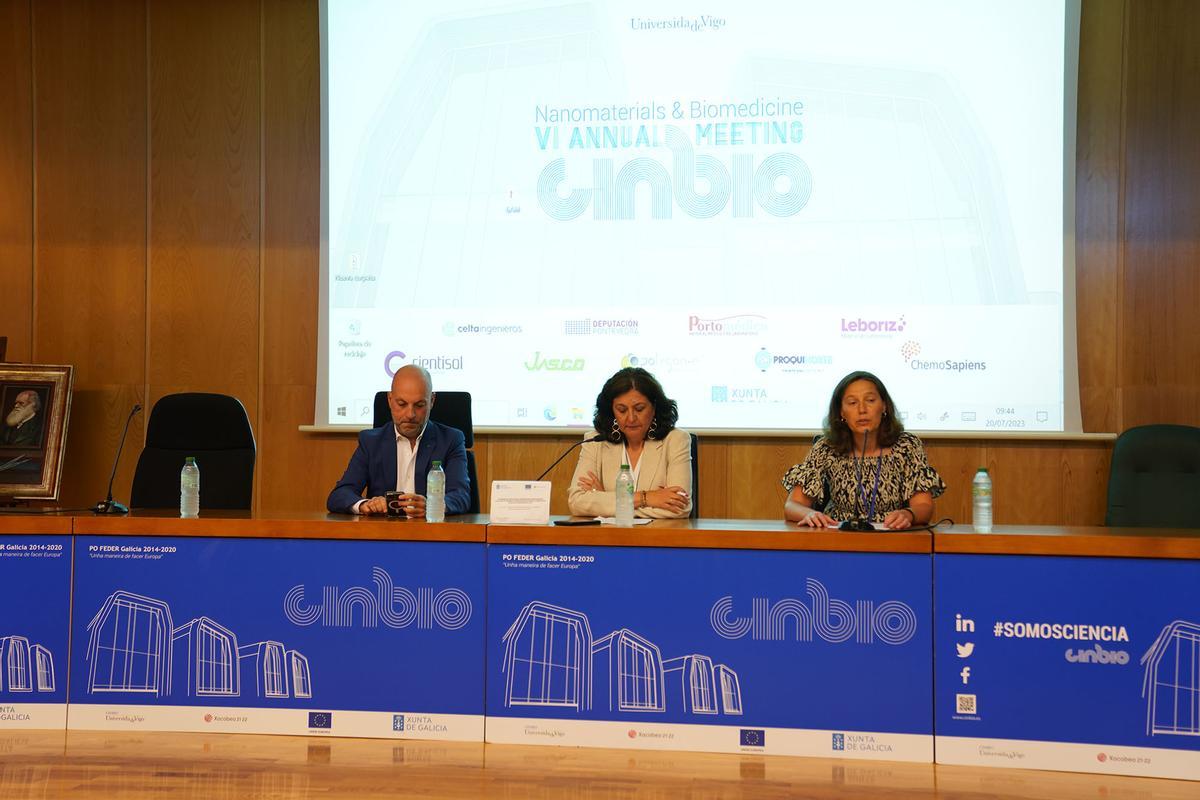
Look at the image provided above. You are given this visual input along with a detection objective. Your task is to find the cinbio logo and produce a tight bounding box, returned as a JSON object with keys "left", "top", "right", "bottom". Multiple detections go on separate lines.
{"left": 710, "top": 578, "right": 917, "bottom": 644}
{"left": 1064, "top": 644, "right": 1130, "bottom": 665}
{"left": 283, "top": 567, "right": 472, "bottom": 631}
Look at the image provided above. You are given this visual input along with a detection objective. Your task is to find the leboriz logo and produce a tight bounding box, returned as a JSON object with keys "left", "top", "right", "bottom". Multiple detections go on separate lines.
{"left": 841, "top": 315, "right": 907, "bottom": 336}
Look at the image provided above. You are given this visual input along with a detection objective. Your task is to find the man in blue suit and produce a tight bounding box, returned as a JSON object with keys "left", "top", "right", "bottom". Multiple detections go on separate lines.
{"left": 326, "top": 364, "right": 471, "bottom": 516}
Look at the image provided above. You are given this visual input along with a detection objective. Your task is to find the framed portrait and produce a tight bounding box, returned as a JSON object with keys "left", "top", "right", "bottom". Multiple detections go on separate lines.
{"left": 0, "top": 364, "right": 73, "bottom": 500}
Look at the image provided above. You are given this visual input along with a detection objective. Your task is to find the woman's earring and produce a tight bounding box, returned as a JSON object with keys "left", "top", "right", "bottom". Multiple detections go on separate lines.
{"left": 648, "top": 418, "right": 659, "bottom": 436}
{"left": 610, "top": 419, "right": 621, "bottom": 441}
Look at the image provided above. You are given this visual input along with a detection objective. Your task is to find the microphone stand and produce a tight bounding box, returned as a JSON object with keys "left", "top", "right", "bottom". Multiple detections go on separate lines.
{"left": 840, "top": 428, "right": 877, "bottom": 531}
{"left": 93, "top": 404, "right": 142, "bottom": 514}
{"left": 536, "top": 434, "right": 604, "bottom": 481}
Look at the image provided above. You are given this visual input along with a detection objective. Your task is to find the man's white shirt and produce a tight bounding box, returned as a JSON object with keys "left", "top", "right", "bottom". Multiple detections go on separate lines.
{"left": 353, "top": 424, "right": 424, "bottom": 514}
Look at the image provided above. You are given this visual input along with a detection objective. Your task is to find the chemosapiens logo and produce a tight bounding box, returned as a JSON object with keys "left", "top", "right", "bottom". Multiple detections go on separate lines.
{"left": 687, "top": 314, "right": 767, "bottom": 336}
{"left": 908, "top": 357, "right": 987, "bottom": 372}
{"left": 384, "top": 350, "right": 464, "bottom": 377}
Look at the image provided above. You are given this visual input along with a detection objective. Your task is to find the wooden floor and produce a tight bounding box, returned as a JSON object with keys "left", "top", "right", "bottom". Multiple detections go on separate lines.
{"left": 0, "top": 731, "right": 1194, "bottom": 799}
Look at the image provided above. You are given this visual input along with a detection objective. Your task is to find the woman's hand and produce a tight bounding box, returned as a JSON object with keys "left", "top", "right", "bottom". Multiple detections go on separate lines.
{"left": 883, "top": 508, "right": 915, "bottom": 530}
{"left": 576, "top": 470, "right": 601, "bottom": 492}
{"left": 800, "top": 511, "right": 838, "bottom": 528}
{"left": 645, "top": 486, "right": 688, "bottom": 513}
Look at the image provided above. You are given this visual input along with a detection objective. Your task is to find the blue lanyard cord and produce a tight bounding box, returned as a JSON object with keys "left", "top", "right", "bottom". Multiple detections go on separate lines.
{"left": 854, "top": 437, "right": 883, "bottom": 521}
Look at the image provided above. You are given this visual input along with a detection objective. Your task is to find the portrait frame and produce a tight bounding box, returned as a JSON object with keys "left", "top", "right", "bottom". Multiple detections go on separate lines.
{"left": 0, "top": 364, "right": 74, "bottom": 500}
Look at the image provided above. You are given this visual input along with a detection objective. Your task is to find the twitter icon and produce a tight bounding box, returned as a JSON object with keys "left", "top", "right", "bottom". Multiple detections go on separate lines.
{"left": 956, "top": 642, "right": 975, "bottom": 658}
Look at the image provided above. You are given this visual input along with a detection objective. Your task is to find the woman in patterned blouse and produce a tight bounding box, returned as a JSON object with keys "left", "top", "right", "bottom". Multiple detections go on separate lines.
{"left": 783, "top": 371, "right": 945, "bottom": 529}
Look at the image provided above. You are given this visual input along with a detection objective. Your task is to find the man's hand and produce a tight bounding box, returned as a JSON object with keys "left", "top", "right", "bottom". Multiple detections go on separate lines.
{"left": 395, "top": 492, "right": 427, "bottom": 518}
{"left": 360, "top": 496, "right": 389, "bottom": 515}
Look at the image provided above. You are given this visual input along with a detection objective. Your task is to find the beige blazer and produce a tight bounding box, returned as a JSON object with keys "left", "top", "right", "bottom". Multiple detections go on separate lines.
{"left": 567, "top": 427, "right": 693, "bottom": 518}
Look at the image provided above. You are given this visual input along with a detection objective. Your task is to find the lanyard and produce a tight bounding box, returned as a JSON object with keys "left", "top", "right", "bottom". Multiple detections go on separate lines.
{"left": 855, "top": 438, "right": 883, "bottom": 520}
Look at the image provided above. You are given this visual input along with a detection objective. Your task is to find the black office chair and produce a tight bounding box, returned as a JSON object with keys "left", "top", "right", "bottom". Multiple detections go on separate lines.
{"left": 373, "top": 390, "right": 481, "bottom": 515}
{"left": 1105, "top": 424, "right": 1200, "bottom": 528}
{"left": 130, "top": 393, "right": 256, "bottom": 510}
{"left": 689, "top": 433, "right": 699, "bottom": 519}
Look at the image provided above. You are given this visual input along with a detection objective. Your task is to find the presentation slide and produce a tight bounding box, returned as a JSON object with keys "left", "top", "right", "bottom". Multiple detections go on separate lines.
{"left": 323, "top": 0, "right": 1074, "bottom": 432}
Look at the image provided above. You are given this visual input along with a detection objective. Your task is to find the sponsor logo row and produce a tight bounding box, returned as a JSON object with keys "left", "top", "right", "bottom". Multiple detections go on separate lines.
{"left": 345, "top": 314, "right": 916, "bottom": 339}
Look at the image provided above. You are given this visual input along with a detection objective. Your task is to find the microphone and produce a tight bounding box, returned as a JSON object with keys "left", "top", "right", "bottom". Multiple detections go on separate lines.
{"left": 841, "top": 427, "right": 876, "bottom": 531}
{"left": 93, "top": 404, "right": 142, "bottom": 514}
{"left": 535, "top": 434, "right": 604, "bottom": 481}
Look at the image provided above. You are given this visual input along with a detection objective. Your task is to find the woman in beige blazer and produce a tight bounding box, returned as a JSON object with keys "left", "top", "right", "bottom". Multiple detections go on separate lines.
{"left": 568, "top": 367, "right": 692, "bottom": 518}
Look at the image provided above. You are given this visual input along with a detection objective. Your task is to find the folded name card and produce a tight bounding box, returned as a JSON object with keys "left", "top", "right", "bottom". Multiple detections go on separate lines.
{"left": 489, "top": 480, "right": 552, "bottom": 525}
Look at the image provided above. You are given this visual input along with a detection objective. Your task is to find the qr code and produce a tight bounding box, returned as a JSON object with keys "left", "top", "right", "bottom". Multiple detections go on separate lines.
{"left": 956, "top": 694, "right": 977, "bottom": 714}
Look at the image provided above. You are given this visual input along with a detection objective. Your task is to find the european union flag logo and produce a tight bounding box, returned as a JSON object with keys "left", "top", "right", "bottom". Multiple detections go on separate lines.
{"left": 308, "top": 712, "right": 333, "bottom": 730}
{"left": 832, "top": 733, "right": 845, "bottom": 750}
{"left": 739, "top": 729, "right": 765, "bottom": 747}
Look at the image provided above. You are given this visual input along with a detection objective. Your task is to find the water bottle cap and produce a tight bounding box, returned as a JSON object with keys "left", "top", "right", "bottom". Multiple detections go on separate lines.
{"left": 432, "top": 460, "right": 441, "bottom": 467}
{"left": 976, "top": 467, "right": 988, "bottom": 473}
{"left": 620, "top": 463, "right": 630, "bottom": 469}
{"left": 185, "top": 456, "right": 196, "bottom": 465}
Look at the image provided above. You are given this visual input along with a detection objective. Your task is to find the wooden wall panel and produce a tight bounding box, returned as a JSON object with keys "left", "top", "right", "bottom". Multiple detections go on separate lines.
{"left": 147, "top": 0, "right": 260, "bottom": 420}
{"left": 260, "top": 0, "right": 320, "bottom": 512}
{"left": 1074, "top": 0, "right": 1125, "bottom": 433}
{"left": 33, "top": 0, "right": 147, "bottom": 508}
{"left": 924, "top": 441, "right": 986, "bottom": 525}
{"left": 0, "top": 0, "right": 33, "bottom": 362}
{"left": 1120, "top": 0, "right": 1200, "bottom": 428}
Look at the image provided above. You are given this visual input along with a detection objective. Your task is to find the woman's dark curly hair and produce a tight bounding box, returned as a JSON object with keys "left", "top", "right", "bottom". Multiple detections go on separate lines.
{"left": 593, "top": 367, "right": 678, "bottom": 442}
{"left": 822, "top": 370, "right": 905, "bottom": 455}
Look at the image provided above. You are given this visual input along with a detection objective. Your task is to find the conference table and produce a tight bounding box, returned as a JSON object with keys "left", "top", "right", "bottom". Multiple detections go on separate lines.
{"left": 0, "top": 512, "right": 1195, "bottom": 780}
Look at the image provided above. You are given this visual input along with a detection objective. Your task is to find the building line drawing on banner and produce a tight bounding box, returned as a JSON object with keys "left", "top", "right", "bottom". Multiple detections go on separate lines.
{"left": 84, "top": 590, "right": 313, "bottom": 700}
{"left": 501, "top": 601, "right": 744, "bottom": 716}
{"left": 1141, "top": 619, "right": 1200, "bottom": 737}
{"left": 593, "top": 628, "right": 665, "bottom": 713}
{"left": 0, "top": 635, "right": 56, "bottom": 693}
{"left": 171, "top": 617, "right": 240, "bottom": 697}
{"left": 664, "top": 655, "right": 719, "bottom": 715}
{"left": 86, "top": 592, "right": 173, "bottom": 696}
{"left": 502, "top": 602, "right": 592, "bottom": 711}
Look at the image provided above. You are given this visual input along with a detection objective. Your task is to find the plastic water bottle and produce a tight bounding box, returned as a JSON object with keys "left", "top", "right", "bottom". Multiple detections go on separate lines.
{"left": 180, "top": 456, "right": 200, "bottom": 518}
{"left": 426, "top": 460, "right": 446, "bottom": 522}
{"left": 972, "top": 468, "right": 992, "bottom": 533}
{"left": 614, "top": 464, "right": 635, "bottom": 526}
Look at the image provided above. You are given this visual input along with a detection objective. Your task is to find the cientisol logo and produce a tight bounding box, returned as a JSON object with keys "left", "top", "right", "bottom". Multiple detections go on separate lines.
{"left": 383, "top": 350, "right": 464, "bottom": 377}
